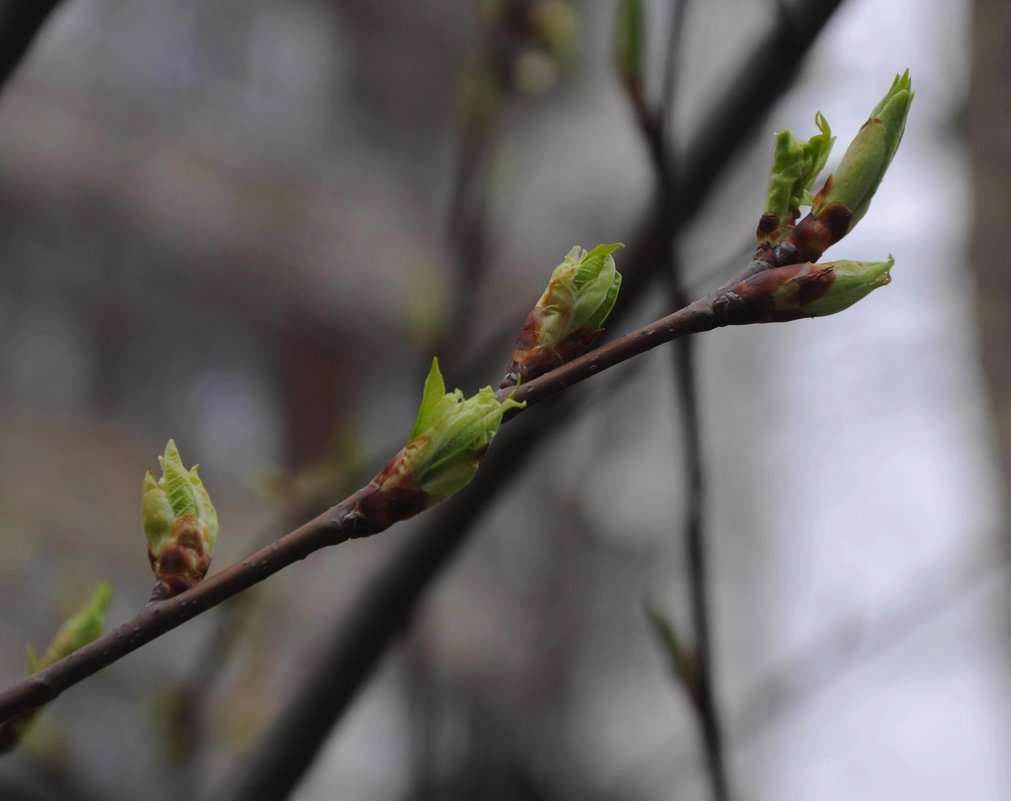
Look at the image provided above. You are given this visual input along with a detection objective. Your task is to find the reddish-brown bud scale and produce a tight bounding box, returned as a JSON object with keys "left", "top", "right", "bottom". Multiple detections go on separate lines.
{"left": 502, "top": 326, "right": 603, "bottom": 388}
{"left": 786, "top": 201, "right": 853, "bottom": 263}
{"left": 355, "top": 476, "right": 429, "bottom": 532}
{"left": 712, "top": 262, "right": 836, "bottom": 325}
{"left": 150, "top": 517, "right": 214, "bottom": 600}
{"left": 755, "top": 209, "right": 799, "bottom": 244}
{"left": 351, "top": 444, "right": 433, "bottom": 532}
{"left": 756, "top": 212, "right": 779, "bottom": 241}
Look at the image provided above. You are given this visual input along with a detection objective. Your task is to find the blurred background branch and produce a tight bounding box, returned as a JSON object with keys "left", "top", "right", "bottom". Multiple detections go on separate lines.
{"left": 0, "top": 0, "right": 62, "bottom": 94}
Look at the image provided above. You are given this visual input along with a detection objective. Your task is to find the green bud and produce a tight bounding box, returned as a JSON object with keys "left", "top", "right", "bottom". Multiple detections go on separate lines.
{"left": 758, "top": 112, "right": 834, "bottom": 245}
{"left": 360, "top": 359, "right": 524, "bottom": 529}
{"left": 793, "top": 257, "right": 894, "bottom": 317}
{"left": 613, "top": 0, "right": 645, "bottom": 101}
{"left": 811, "top": 70, "right": 913, "bottom": 235}
{"left": 731, "top": 256, "right": 892, "bottom": 322}
{"left": 502, "top": 243, "right": 623, "bottom": 387}
{"left": 142, "top": 440, "right": 219, "bottom": 599}
{"left": 401, "top": 358, "right": 524, "bottom": 502}
{"left": 27, "top": 581, "right": 112, "bottom": 674}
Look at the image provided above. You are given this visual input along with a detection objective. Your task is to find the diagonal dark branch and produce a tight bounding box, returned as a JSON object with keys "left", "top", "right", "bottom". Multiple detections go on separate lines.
{"left": 216, "top": 396, "right": 577, "bottom": 801}
{"left": 659, "top": 1, "right": 730, "bottom": 798}
{"left": 0, "top": 272, "right": 737, "bottom": 729}
{"left": 0, "top": 0, "right": 62, "bottom": 95}
{"left": 0, "top": 216, "right": 860, "bottom": 737}
{"left": 0, "top": 0, "right": 846, "bottom": 776}
{"left": 212, "top": 2, "right": 848, "bottom": 798}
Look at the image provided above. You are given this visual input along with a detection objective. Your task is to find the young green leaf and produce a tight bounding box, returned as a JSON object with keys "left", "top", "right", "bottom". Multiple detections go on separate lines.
{"left": 143, "top": 440, "right": 219, "bottom": 599}
{"left": 758, "top": 112, "right": 835, "bottom": 245}
{"left": 359, "top": 363, "right": 525, "bottom": 529}
{"left": 502, "top": 243, "right": 623, "bottom": 387}
{"left": 30, "top": 582, "right": 112, "bottom": 673}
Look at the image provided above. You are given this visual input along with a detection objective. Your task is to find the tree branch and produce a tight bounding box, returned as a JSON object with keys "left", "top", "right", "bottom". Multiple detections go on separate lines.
{"left": 0, "top": 267, "right": 810, "bottom": 727}
{"left": 0, "top": 0, "right": 846, "bottom": 776}
{"left": 209, "top": 1, "right": 849, "bottom": 797}
{"left": 651, "top": 1, "right": 730, "bottom": 798}
{"left": 0, "top": 0, "right": 62, "bottom": 95}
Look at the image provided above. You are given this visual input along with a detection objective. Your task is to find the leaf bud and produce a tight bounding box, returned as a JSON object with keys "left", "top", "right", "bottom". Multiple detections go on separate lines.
{"left": 357, "top": 359, "right": 525, "bottom": 530}
{"left": 501, "top": 243, "right": 622, "bottom": 387}
{"left": 789, "top": 71, "right": 913, "bottom": 261}
{"left": 716, "top": 257, "right": 894, "bottom": 324}
{"left": 757, "top": 112, "right": 834, "bottom": 246}
{"left": 142, "top": 440, "right": 219, "bottom": 600}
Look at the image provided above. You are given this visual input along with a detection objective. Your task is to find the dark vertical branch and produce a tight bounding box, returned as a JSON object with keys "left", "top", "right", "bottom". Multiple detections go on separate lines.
{"left": 670, "top": 303, "right": 731, "bottom": 799}
{"left": 444, "top": 84, "right": 495, "bottom": 352}
{"left": 646, "top": 1, "right": 729, "bottom": 799}
{"left": 0, "top": 0, "right": 61, "bottom": 95}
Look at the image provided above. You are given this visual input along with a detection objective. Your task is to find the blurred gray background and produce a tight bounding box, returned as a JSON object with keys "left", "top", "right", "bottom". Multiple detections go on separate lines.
{"left": 1, "top": 0, "right": 1009, "bottom": 799}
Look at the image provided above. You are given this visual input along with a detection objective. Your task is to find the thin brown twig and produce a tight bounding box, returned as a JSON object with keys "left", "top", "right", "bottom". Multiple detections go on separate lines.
{"left": 608, "top": 537, "right": 1011, "bottom": 796}
{"left": 0, "top": 252, "right": 836, "bottom": 729}
{"left": 208, "top": 0, "right": 848, "bottom": 796}
{"left": 215, "top": 392, "right": 577, "bottom": 801}
{"left": 0, "top": 0, "right": 846, "bottom": 775}
{"left": 212, "top": 207, "right": 675, "bottom": 801}
{"left": 627, "top": 0, "right": 729, "bottom": 795}
{"left": 659, "top": 2, "right": 730, "bottom": 799}
{"left": 214, "top": 353, "right": 652, "bottom": 801}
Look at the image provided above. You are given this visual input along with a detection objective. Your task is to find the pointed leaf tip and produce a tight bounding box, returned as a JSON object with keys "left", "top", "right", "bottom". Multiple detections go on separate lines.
{"left": 412, "top": 357, "right": 451, "bottom": 438}
{"left": 142, "top": 440, "right": 219, "bottom": 595}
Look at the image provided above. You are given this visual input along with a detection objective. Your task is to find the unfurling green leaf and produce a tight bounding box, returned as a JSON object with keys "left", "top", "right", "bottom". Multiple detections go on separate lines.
{"left": 404, "top": 359, "right": 525, "bottom": 503}
{"left": 142, "top": 440, "right": 218, "bottom": 599}
{"left": 360, "top": 359, "right": 525, "bottom": 529}
{"left": 502, "top": 243, "right": 623, "bottom": 387}
{"left": 29, "top": 582, "right": 112, "bottom": 674}
{"left": 2, "top": 581, "right": 113, "bottom": 753}
{"left": 758, "top": 112, "right": 835, "bottom": 244}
